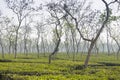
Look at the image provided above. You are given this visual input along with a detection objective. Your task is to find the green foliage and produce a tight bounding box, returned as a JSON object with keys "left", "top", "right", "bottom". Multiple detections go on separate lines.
{"left": 64, "top": 22, "right": 74, "bottom": 29}
{"left": 0, "top": 53, "right": 120, "bottom": 80}
{"left": 99, "top": 8, "right": 120, "bottom": 23}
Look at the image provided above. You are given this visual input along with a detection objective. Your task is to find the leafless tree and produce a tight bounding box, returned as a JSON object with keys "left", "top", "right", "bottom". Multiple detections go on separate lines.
{"left": 22, "top": 16, "right": 32, "bottom": 56}
{"left": 47, "top": 3, "right": 65, "bottom": 63}
{"left": 0, "top": 17, "right": 5, "bottom": 58}
{"left": 5, "top": 0, "right": 35, "bottom": 58}
{"left": 0, "top": 31, "right": 5, "bottom": 58}
{"left": 108, "top": 20, "right": 120, "bottom": 60}
{"left": 46, "top": 0, "right": 118, "bottom": 67}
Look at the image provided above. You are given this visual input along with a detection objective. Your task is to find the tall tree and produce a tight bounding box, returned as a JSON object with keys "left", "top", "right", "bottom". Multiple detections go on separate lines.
{"left": 46, "top": 0, "right": 119, "bottom": 67}
{"left": 35, "top": 21, "right": 45, "bottom": 58}
{"left": 5, "top": 0, "right": 34, "bottom": 58}
{"left": 22, "top": 16, "right": 32, "bottom": 56}
{"left": 47, "top": 3, "right": 64, "bottom": 63}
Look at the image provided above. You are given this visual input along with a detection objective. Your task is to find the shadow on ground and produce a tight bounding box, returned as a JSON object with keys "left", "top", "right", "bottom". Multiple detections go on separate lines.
{"left": 72, "top": 62, "right": 120, "bottom": 70}
{"left": 0, "top": 74, "right": 13, "bottom": 80}
{"left": 0, "top": 59, "right": 48, "bottom": 64}
{"left": 98, "top": 62, "right": 120, "bottom": 66}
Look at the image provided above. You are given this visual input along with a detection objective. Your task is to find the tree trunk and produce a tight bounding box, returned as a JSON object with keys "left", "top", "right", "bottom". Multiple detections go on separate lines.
{"left": 100, "top": 39, "right": 105, "bottom": 53}
{"left": 64, "top": 31, "right": 70, "bottom": 58}
{"left": 84, "top": 0, "right": 110, "bottom": 68}
{"left": 36, "top": 43, "right": 40, "bottom": 58}
{"left": 0, "top": 38, "right": 4, "bottom": 59}
{"left": 14, "top": 31, "right": 18, "bottom": 59}
{"left": 112, "top": 37, "right": 120, "bottom": 60}
{"left": 41, "top": 37, "right": 46, "bottom": 57}
{"left": 71, "top": 33, "right": 76, "bottom": 61}
{"left": 107, "top": 29, "right": 110, "bottom": 56}
{"left": 95, "top": 43, "right": 99, "bottom": 56}
{"left": 24, "top": 38, "right": 28, "bottom": 56}
{"left": 8, "top": 40, "right": 12, "bottom": 55}
{"left": 84, "top": 40, "right": 95, "bottom": 68}
{"left": 1, "top": 46, "right": 4, "bottom": 59}
{"left": 76, "top": 37, "right": 81, "bottom": 54}
{"left": 49, "top": 39, "right": 60, "bottom": 64}
{"left": 1, "top": 45, "right": 4, "bottom": 59}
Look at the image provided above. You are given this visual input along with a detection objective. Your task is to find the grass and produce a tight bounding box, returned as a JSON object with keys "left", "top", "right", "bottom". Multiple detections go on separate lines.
{"left": 0, "top": 53, "right": 120, "bottom": 80}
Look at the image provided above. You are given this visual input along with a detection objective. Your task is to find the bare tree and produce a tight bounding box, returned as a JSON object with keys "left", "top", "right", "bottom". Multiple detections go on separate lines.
{"left": 35, "top": 22, "right": 41, "bottom": 58}
{"left": 64, "top": 25, "right": 70, "bottom": 58}
{"left": 5, "top": 0, "right": 34, "bottom": 58}
{"left": 108, "top": 20, "right": 120, "bottom": 60}
{"left": 35, "top": 21, "right": 45, "bottom": 58}
{"left": 41, "top": 35, "right": 46, "bottom": 57}
{"left": 47, "top": 3, "right": 64, "bottom": 63}
{"left": 64, "top": 21, "right": 77, "bottom": 61}
{"left": 0, "top": 17, "right": 5, "bottom": 58}
{"left": 106, "top": 25, "right": 111, "bottom": 55}
{"left": 22, "top": 16, "right": 32, "bottom": 56}
{"left": 46, "top": 0, "right": 118, "bottom": 67}
{"left": 83, "top": 0, "right": 117, "bottom": 67}
{"left": 0, "top": 31, "right": 5, "bottom": 59}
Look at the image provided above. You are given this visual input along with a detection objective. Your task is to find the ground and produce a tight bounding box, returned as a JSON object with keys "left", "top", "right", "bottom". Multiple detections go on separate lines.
{"left": 0, "top": 53, "right": 120, "bottom": 80}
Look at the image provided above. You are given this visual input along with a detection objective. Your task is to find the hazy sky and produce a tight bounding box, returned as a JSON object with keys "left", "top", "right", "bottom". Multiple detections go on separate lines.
{"left": 0, "top": 0, "right": 117, "bottom": 17}
{"left": 0, "top": 0, "right": 106, "bottom": 16}
{"left": 0, "top": 0, "right": 119, "bottom": 42}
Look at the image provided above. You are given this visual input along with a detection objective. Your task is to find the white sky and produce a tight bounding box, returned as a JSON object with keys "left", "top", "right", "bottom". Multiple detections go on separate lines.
{"left": 0, "top": 0, "right": 105, "bottom": 17}
{"left": 0, "top": 0, "right": 119, "bottom": 43}
{"left": 1, "top": 0, "right": 117, "bottom": 17}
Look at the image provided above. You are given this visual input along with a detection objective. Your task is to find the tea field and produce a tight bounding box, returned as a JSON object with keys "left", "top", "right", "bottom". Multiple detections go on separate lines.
{"left": 0, "top": 53, "right": 120, "bottom": 80}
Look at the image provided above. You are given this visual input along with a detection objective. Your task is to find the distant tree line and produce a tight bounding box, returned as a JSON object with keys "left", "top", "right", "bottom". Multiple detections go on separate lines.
{"left": 0, "top": 0, "right": 120, "bottom": 68}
